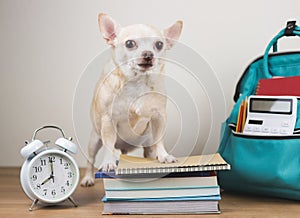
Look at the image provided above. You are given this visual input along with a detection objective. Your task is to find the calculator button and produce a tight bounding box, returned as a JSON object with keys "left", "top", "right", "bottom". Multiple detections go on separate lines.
{"left": 271, "top": 128, "right": 279, "bottom": 134}
{"left": 244, "top": 126, "right": 252, "bottom": 132}
{"left": 280, "top": 129, "right": 288, "bottom": 134}
{"left": 253, "top": 126, "right": 261, "bottom": 132}
{"left": 262, "top": 127, "right": 270, "bottom": 133}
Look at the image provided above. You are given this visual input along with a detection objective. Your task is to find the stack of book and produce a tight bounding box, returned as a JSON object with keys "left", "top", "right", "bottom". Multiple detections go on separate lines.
{"left": 95, "top": 153, "right": 230, "bottom": 215}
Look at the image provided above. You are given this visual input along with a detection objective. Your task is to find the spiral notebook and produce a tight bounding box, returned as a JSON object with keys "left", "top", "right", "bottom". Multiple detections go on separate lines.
{"left": 116, "top": 153, "right": 230, "bottom": 175}
{"left": 256, "top": 76, "right": 300, "bottom": 96}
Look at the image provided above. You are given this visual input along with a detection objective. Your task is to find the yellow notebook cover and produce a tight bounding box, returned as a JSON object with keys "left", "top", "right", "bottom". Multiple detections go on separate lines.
{"left": 116, "top": 153, "right": 230, "bottom": 175}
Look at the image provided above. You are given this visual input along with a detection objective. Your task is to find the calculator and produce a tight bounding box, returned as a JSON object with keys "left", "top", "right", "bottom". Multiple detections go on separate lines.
{"left": 243, "top": 95, "right": 297, "bottom": 136}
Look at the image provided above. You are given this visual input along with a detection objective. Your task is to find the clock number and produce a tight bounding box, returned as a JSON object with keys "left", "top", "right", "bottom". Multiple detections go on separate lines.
{"left": 61, "top": 186, "right": 66, "bottom": 194}
{"left": 32, "top": 175, "right": 37, "bottom": 181}
{"left": 33, "top": 166, "right": 42, "bottom": 173}
{"left": 64, "top": 163, "right": 70, "bottom": 170}
{"left": 67, "top": 172, "right": 73, "bottom": 178}
{"left": 60, "top": 158, "right": 63, "bottom": 165}
{"left": 48, "top": 156, "right": 55, "bottom": 163}
{"left": 66, "top": 180, "right": 70, "bottom": 186}
{"left": 43, "top": 189, "right": 48, "bottom": 196}
{"left": 51, "top": 189, "right": 56, "bottom": 196}
{"left": 36, "top": 184, "right": 41, "bottom": 190}
{"left": 40, "top": 159, "right": 46, "bottom": 166}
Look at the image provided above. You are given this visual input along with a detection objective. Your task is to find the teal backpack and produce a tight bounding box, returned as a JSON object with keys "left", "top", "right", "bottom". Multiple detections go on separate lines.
{"left": 218, "top": 21, "right": 300, "bottom": 200}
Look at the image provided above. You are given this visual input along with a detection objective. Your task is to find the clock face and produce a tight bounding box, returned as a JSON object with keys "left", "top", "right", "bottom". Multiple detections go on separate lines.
{"left": 27, "top": 150, "right": 79, "bottom": 203}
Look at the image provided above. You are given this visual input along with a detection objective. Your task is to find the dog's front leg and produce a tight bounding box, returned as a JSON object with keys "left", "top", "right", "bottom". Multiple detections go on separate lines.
{"left": 81, "top": 130, "right": 102, "bottom": 187}
{"left": 100, "top": 115, "right": 118, "bottom": 171}
{"left": 151, "top": 111, "right": 176, "bottom": 163}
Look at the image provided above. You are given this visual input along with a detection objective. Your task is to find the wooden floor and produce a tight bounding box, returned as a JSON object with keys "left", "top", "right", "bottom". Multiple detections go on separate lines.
{"left": 1, "top": 167, "right": 300, "bottom": 218}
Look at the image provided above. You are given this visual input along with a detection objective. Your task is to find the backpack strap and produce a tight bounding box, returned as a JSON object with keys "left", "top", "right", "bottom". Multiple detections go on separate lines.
{"left": 263, "top": 21, "right": 300, "bottom": 77}
{"left": 233, "top": 21, "right": 300, "bottom": 102}
{"left": 272, "top": 21, "right": 297, "bottom": 52}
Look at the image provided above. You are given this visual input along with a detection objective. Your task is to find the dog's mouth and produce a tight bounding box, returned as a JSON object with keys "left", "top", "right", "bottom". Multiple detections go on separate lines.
{"left": 138, "top": 63, "right": 153, "bottom": 69}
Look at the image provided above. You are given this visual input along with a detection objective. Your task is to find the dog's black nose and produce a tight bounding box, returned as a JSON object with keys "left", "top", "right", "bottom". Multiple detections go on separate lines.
{"left": 142, "top": 51, "right": 154, "bottom": 62}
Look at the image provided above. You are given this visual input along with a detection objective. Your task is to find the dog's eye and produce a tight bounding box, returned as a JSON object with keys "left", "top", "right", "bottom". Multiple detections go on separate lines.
{"left": 155, "top": 41, "right": 164, "bottom": 50}
{"left": 125, "top": 40, "right": 137, "bottom": 49}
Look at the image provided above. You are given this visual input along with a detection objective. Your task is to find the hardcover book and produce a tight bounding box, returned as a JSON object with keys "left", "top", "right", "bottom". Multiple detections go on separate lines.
{"left": 256, "top": 76, "right": 300, "bottom": 96}
{"left": 102, "top": 196, "right": 221, "bottom": 214}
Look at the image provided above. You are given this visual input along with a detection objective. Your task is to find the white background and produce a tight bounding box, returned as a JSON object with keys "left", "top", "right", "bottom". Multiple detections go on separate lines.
{"left": 1, "top": 0, "right": 299, "bottom": 167}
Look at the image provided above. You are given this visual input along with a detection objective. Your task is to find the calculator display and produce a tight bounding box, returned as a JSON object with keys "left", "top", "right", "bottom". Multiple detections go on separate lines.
{"left": 250, "top": 98, "right": 292, "bottom": 115}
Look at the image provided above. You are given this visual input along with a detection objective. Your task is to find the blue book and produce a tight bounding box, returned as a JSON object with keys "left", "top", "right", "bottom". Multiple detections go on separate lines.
{"left": 104, "top": 186, "right": 220, "bottom": 200}
{"left": 95, "top": 170, "right": 215, "bottom": 179}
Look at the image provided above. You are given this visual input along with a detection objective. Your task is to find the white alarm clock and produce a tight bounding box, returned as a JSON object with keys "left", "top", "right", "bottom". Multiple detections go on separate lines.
{"left": 20, "top": 125, "right": 80, "bottom": 211}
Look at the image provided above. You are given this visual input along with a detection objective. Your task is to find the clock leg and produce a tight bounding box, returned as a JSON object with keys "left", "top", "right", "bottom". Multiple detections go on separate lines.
{"left": 68, "top": 196, "right": 78, "bottom": 207}
{"left": 29, "top": 199, "right": 39, "bottom": 211}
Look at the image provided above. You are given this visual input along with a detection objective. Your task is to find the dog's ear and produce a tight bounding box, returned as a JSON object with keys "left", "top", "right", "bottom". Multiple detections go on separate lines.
{"left": 98, "top": 13, "right": 121, "bottom": 46}
{"left": 163, "top": 21, "right": 183, "bottom": 49}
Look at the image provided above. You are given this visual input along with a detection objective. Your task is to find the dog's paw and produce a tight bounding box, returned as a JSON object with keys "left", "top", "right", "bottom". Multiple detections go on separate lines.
{"left": 100, "top": 162, "right": 117, "bottom": 172}
{"left": 80, "top": 175, "right": 95, "bottom": 187}
{"left": 158, "top": 154, "right": 177, "bottom": 163}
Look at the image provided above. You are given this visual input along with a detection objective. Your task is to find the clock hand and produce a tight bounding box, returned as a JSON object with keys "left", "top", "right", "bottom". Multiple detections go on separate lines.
{"left": 50, "top": 158, "right": 54, "bottom": 175}
{"left": 41, "top": 173, "right": 55, "bottom": 185}
{"left": 41, "top": 176, "right": 52, "bottom": 185}
{"left": 49, "top": 158, "right": 55, "bottom": 183}
{"left": 40, "top": 157, "right": 56, "bottom": 186}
